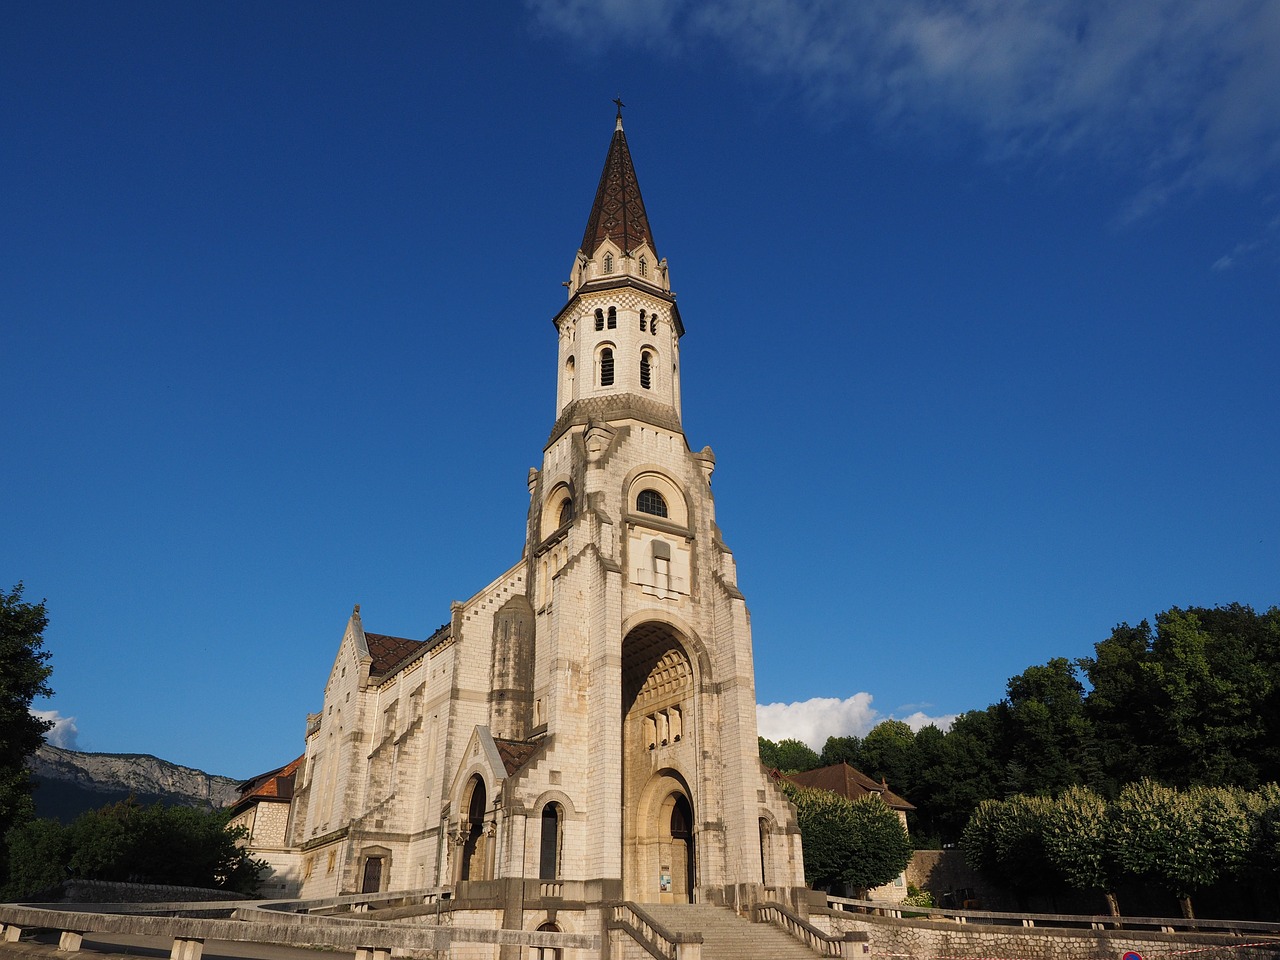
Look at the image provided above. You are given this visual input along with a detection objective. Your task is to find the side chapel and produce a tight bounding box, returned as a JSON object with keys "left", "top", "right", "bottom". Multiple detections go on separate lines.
{"left": 251, "top": 110, "right": 806, "bottom": 918}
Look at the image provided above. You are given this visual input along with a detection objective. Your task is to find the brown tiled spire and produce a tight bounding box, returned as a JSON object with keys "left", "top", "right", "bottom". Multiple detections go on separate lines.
{"left": 579, "top": 106, "right": 658, "bottom": 260}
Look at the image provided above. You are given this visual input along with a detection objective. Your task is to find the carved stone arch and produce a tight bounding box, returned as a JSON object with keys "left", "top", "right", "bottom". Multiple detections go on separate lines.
{"left": 622, "top": 465, "right": 691, "bottom": 528}
{"left": 629, "top": 767, "right": 698, "bottom": 902}
{"left": 619, "top": 612, "right": 713, "bottom": 687}
{"left": 539, "top": 478, "right": 576, "bottom": 541}
{"left": 531, "top": 789, "right": 578, "bottom": 818}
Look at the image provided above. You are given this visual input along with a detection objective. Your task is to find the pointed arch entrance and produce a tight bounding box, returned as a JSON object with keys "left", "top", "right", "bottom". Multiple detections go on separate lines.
{"left": 458, "top": 775, "right": 489, "bottom": 882}
{"left": 621, "top": 621, "right": 698, "bottom": 902}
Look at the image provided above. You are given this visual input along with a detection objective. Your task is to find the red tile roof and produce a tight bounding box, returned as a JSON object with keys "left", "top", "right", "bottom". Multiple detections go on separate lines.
{"left": 781, "top": 762, "right": 915, "bottom": 811}
{"left": 494, "top": 738, "right": 541, "bottom": 777}
{"left": 236, "top": 755, "right": 303, "bottom": 805}
{"left": 364, "top": 632, "right": 427, "bottom": 676}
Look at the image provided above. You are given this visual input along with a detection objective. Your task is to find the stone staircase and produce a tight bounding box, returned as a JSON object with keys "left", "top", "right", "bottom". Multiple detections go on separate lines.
{"left": 640, "top": 903, "right": 826, "bottom": 959}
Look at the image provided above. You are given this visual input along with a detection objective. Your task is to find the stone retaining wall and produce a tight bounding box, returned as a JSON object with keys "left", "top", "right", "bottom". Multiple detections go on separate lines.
{"left": 818, "top": 912, "right": 1280, "bottom": 960}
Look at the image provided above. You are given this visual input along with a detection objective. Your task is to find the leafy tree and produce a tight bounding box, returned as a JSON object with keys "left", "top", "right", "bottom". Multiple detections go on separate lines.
{"left": 781, "top": 781, "right": 911, "bottom": 893}
{"left": 998, "top": 658, "right": 1097, "bottom": 795}
{"left": 2, "top": 817, "right": 68, "bottom": 899}
{"left": 1082, "top": 605, "right": 1280, "bottom": 792}
{"left": 1041, "top": 786, "right": 1119, "bottom": 916}
{"left": 1243, "top": 783, "right": 1280, "bottom": 915}
{"left": 18, "top": 799, "right": 266, "bottom": 896}
{"left": 820, "top": 735, "right": 862, "bottom": 768}
{"left": 1109, "top": 779, "right": 1249, "bottom": 918}
{"left": 912, "top": 709, "right": 1002, "bottom": 845}
{"left": 0, "top": 583, "right": 54, "bottom": 881}
{"left": 860, "top": 720, "right": 919, "bottom": 798}
{"left": 760, "top": 737, "right": 820, "bottom": 773}
{"left": 960, "top": 794, "right": 1058, "bottom": 907}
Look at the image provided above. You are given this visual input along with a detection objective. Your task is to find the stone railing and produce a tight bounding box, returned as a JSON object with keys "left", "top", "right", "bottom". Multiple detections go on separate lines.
{"left": 607, "top": 901, "right": 702, "bottom": 960}
{"left": 824, "top": 894, "right": 1280, "bottom": 936}
{"left": 0, "top": 888, "right": 597, "bottom": 960}
{"left": 757, "top": 901, "right": 862, "bottom": 957}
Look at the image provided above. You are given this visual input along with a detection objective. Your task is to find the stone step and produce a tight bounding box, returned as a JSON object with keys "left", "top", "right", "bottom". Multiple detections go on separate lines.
{"left": 640, "top": 904, "right": 823, "bottom": 960}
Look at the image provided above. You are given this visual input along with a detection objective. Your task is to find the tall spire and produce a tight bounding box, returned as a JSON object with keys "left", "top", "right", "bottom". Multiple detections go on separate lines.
{"left": 579, "top": 106, "right": 658, "bottom": 260}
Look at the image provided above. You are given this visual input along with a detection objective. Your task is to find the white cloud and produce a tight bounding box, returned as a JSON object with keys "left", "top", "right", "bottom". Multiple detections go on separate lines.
{"left": 756, "top": 693, "right": 955, "bottom": 750}
{"left": 527, "top": 0, "right": 1280, "bottom": 210}
{"left": 31, "top": 709, "right": 79, "bottom": 750}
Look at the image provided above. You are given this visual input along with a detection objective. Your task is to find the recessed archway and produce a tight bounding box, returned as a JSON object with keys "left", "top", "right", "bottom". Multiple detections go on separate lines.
{"left": 621, "top": 620, "right": 697, "bottom": 901}
{"left": 459, "top": 775, "right": 488, "bottom": 882}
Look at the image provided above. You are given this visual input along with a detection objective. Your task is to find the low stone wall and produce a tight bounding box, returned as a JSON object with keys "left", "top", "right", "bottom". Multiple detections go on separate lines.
{"left": 817, "top": 911, "right": 1280, "bottom": 960}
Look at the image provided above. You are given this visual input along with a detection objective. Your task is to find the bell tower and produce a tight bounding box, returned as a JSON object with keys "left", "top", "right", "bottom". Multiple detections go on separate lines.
{"left": 521, "top": 108, "right": 805, "bottom": 907}
{"left": 552, "top": 105, "right": 684, "bottom": 426}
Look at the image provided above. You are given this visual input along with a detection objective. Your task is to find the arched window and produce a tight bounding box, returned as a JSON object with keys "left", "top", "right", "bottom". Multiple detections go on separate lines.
{"left": 564, "top": 356, "right": 575, "bottom": 397}
{"left": 636, "top": 489, "right": 668, "bottom": 517}
{"left": 651, "top": 315, "right": 661, "bottom": 335}
{"left": 639, "top": 255, "right": 648, "bottom": 277}
{"left": 558, "top": 498, "right": 573, "bottom": 527}
{"left": 539, "top": 803, "right": 562, "bottom": 880}
{"left": 607, "top": 306, "right": 616, "bottom": 329}
{"left": 600, "top": 348, "right": 614, "bottom": 387}
{"left": 594, "top": 309, "right": 604, "bottom": 332}
{"left": 603, "top": 252, "right": 613, "bottom": 273}
{"left": 640, "top": 309, "right": 647, "bottom": 332}
{"left": 535, "top": 921, "right": 562, "bottom": 960}
{"left": 640, "top": 351, "right": 652, "bottom": 390}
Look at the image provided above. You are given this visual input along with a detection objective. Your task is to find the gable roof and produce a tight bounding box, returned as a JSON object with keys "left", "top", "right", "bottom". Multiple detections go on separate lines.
{"left": 364, "top": 632, "right": 427, "bottom": 676}
{"left": 783, "top": 762, "right": 915, "bottom": 811}
{"left": 233, "top": 755, "right": 304, "bottom": 809}
{"left": 493, "top": 738, "right": 541, "bottom": 777}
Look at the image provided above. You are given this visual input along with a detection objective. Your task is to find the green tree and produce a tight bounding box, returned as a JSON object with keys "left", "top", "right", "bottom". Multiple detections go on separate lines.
{"left": 2, "top": 817, "right": 68, "bottom": 899}
{"left": 820, "top": 735, "right": 862, "bottom": 768}
{"left": 1041, "top": 786, "right": 1120, "bottom": 916}
{"left": 1082, "top": 605, "right": 1280, "bottom": 792}
{"left": 760, "top": 738, "right": 820, "bottom": 773}
{"left": 1110, "top": 779, "right": 1249, "bottom": 918}
{"left": 1243, "top": 783, "right": 1280, "bottom": 915}
{"left": 860, "top": 720, "right": 919, "bottom": 798}
{"left": 59, "top": 799, "right": 264, "bottom": 893}
{"left": 999, "top": 658, "right": 1097, "bottom": 795}
{"left": 913, "top": 709, "right": 1002, "bottom": 845}
{"left": 0, "top": 583, "right": 54, "bottom": 882}
{"left": 960, "top": 794, "right": 1058, "bottom": 907}
{"left": 781, "top": 782, "right": 911, "bottom": 893}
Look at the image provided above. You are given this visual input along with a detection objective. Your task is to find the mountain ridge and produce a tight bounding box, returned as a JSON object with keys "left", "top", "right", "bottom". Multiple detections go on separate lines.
{"left": 28, "top": 744, "right": 242, "bottom": 822}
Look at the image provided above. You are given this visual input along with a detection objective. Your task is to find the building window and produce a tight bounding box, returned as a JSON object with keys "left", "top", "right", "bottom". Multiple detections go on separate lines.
{"left": 640, "top": 351, "right": 652, "bottom": 390}
{"left": 636, "top": 489, "right": 668, "bottom": 517}
{"left": 558, "top": 498, "right": 573, "bottom": 527}
{"left": 539, "top": 803, "right": 562, "bottom": 880}
{"left": 594, "top": 309, "right": 603, "bottom": 332}
{"left": 603, "top": 252, "right": 613, "bottom": 273}
{"left": 607, "top": 306, "right": 616, "bottom": 329}
{"left": 600, "top": 348, "right": 614, "bottom": 386}
{"left": 640, "top": 309, "right": 647, "bottom": 332}
{"left": 639, "top": 255, "right": 648, "bottom": 277}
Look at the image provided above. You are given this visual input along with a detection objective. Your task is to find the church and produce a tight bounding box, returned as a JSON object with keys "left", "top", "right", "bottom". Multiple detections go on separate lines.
{"left": 239, "top": 109, "right": 807, "bottom": 925}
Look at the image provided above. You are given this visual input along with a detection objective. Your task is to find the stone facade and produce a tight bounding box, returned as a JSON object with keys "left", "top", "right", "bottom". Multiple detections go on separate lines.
{"left": 256, "top": 114, "right": 807, "bottom": 923}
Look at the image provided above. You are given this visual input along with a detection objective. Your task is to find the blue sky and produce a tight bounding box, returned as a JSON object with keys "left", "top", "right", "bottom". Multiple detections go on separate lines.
{"left": 4, "top": 1, "right": 1278, "bottom": 779}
